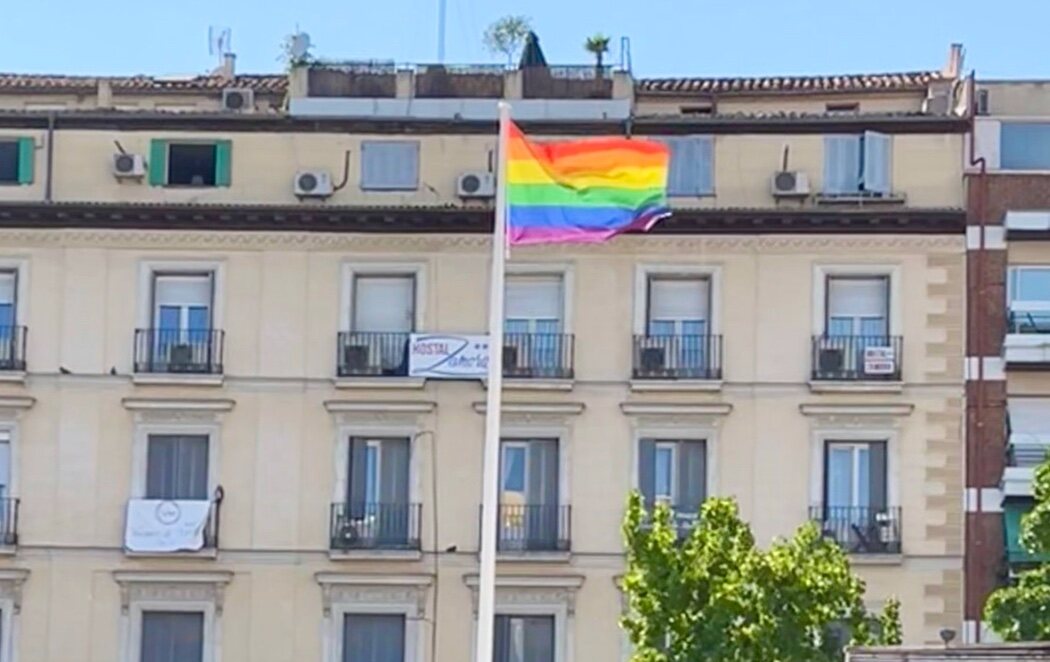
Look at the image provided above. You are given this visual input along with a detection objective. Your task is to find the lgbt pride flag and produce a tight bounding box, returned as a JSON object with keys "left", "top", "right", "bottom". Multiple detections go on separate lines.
{"left": 505, "top": 121, "right": 671, "bottom": 245}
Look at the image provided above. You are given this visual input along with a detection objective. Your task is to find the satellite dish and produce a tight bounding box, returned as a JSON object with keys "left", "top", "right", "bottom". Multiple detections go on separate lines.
{"left": 290, "top": 32, "right": 311, "bottom": 59}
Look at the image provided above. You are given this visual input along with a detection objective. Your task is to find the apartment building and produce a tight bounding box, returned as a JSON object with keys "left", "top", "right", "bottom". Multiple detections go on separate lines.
{"left": 0, "top": 45, "right": 967, "bottom": 661}
{"left": 965, "top": 80, "right": 1050, "bottom": 643}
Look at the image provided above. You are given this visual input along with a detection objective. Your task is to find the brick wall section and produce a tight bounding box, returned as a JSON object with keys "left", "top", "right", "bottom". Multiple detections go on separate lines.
{"left": 979, "top": 174, "right": 1050, "bottom": 225}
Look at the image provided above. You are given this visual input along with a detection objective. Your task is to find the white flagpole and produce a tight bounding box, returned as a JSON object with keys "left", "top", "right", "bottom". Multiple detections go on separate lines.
{"left": 476, "top": 100, "right": 511, "bottom": 662}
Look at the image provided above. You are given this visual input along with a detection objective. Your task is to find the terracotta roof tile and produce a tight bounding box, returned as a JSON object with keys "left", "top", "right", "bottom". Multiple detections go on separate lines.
{"left": 0, "top": 73, "right": 287, "bottom": 94}
{"left": 636, "top": 71, "right": 944, "bottom": 95}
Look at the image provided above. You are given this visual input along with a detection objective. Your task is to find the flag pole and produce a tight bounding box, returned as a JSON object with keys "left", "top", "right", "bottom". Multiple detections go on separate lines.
{"left": 476, "top": 100, "right": 510, "bottom": 662}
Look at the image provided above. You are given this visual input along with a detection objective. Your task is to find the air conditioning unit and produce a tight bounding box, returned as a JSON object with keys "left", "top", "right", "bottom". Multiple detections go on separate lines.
{"left": 457, "top": 171, "right": 496, "bottom": 198}
{"left": 343, "top": 344, "right": 381, "bottom": 375}
{"left": 818, "top": 347, "right": 845, "bottom": 373}
{"left": 112, "top": 153, "right": 146, "bottom": 178}
{"left": 640, "top": 346, "right": 667, "bottom": 373}
{"left": 295, "top": 170, "right": 334, "bottom": 198}
{"left": 168, "top": 344, "right": 196, "bottom": 372}
{"left": 221, "top": 88, "right": 254, "bottom": 112}
{"left": 771, "top": 170, "right": 810, "bottom": 197}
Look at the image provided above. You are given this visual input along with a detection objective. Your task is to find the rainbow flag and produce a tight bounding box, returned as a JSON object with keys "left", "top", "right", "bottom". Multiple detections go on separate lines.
{"left": 505, "top": 122, "right": 671, "bottom": 245}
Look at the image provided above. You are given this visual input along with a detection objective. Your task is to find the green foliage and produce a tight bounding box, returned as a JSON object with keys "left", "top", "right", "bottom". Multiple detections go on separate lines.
{"left": 985, "top": 456, "right": 1050, "bottom": 641}
{"left": 620, "top": 493, "right": 902, "bottom": 662}
{"left": 483, "top": 16, "right": 532, "bottom": 66}
{"left": 878, "top": 598, "right": 903, "bottom": 646}
{"left": 584, "top": 34, "right": 611, "bottom": 57}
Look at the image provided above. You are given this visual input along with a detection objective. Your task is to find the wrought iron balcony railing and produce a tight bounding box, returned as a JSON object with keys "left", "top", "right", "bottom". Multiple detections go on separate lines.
{"left": 133, "top": 328, "right": 224, "bottom": 374}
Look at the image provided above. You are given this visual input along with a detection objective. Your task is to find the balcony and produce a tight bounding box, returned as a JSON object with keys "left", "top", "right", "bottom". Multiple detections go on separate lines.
{"left": 0, "top": 497, "right": 19, "bottom": 546}
{"left": 811, "top": 335, "right": 902, "bottom": 382}
{"left": 307, "top": 62, "right": 397, "bottom": 98}
{"left": 632, "top": 335, "right": 723, "bottom": 381}
{"left": 484, "top": 504, "right": 571, "bottom": 553}
{"left": 1004, "top": 311, "right": 1050, "bottom": 366}
{"left": 133, "top": 329, "right": 224, "bottom": 375}
{"left": 502, "top": 333, "right": 574, "bottom": 380}
{"left": 810, "top": 505, "right": 902, "bottom": 555}
{"left": 415, "top": 64, "right": 505, "bottom": 98}
{"left": 1002, "top": 442, "right": 1050, "bottom": 498}
{"left": 0, "top": 326, "right": 26, "bottom": 372}
{"left": 337, "top": 331, "right": 411, "bottom": 377}
{"left": 522, "top": 65, "right": 614, "bottom": 99}
{"left": 330, "top": 502, "right": 422, "bottom": 551}
{"left": 123, "top": 492, "right": 222, "bottom": 554}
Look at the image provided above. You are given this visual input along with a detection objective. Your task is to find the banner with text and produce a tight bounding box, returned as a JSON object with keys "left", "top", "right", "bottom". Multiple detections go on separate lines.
{"left": 124, "top": 499, "right": 211, "bottom": 553}
{"left": 408, "top": 333, "right": 489, "bottom": 379}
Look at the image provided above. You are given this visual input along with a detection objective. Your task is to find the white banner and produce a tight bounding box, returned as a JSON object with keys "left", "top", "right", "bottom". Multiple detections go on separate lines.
{"left": 408, "top": 333, "right": 490, "bottom": 379}
{"left": 863, "top": 346, "right": 896, "bottom": 375}
{"left": 124, "top": 499, "right": 211, "bottom": 553}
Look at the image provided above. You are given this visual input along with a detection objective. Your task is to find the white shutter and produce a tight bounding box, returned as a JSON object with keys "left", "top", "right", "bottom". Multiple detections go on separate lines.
{"left": 0, "top": 431, "right": 10, "bottom": 491}
{"left": 505, "top": 276, "right": 562, "bottom": 321}
{"left": 154, "top": 275, "right": 211, "bottom": 307}
{"left": 1008, "top": 398, "right": 1050, "bottom": 446}
{"left": 828, "top": 278, "right": 887, "bottom": 317}
{"left": 353, "top": 275, "right": 415, "bottom": 332}
{"left": 0, "top": 273, "right": 15, "bottom": 305}
{"left": 649, "top": 278, "right": 708, "bottom": 320}
{"left": 823, "top": 135, "right": 861, "bottom": 194}
{"left": 862, "top": 131, "right": 892, "bottom": 195}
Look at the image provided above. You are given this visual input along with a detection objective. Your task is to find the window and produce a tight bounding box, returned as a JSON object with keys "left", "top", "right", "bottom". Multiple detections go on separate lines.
{"left": 149, "top": 140, "right": 232, "bottom": 187}
{"left": 342, "top": 614, "right": 405, "bottom": 662}
{"left": 361, "top": 141, "right": 420, "bottom": 191}
{"left": 825, "top": 276, "right": 888, "bottom": 337}
{"left": 823, "top": 132, "right": 891, "bottom": 195}
{"left": 140, "top": 611, "right": 204, "bottom": 662}
{"left": 647, "top": 276, "right": 709, "bottom": 337}
{"left": 0, "top": 271, "right": 20, "bottom": 371}
{"left": 504, "top": 275, "right": 568, "bottom": 378}
{"left": 0, "top": 138, "right": 33, "bottom": 185}
{"left": 146, "top": 435, "right": 209, "bottom": 501}
{"left": 494, "top": 615, "right": 555, "bottom": 662}
{"left": 639, "top": 439, "right": 706, "bottom": 514}
{"left": 345, "top": 437, "right": 411, "bottom": 545}
{"left": 819, "top": 440, "right": 896, "bottom": 553}
{"left": 352, "top": 275, "right": 415, "bottom": 333}
{"left": 664, "top": 136, "right": 713, "bottom": 196}
{"left": 1008, "top": 267, "right": 1050, "bottom": 332}
{"left": 0, "top": 431, "right": 11, "bottom": 545}
{"left": 499, "top": 439, "right": 560, "bottom": 550}
{"left": 1001, "top": 123, "right": 1050, "bottom": 170}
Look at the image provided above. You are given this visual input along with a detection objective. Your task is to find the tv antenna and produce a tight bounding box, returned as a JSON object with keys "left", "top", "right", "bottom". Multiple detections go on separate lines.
{"left": 208, "top": 26, "right": 232, "bottom": 64}
{"left": 289, "top": 31, "right": 312, "bottom": 60}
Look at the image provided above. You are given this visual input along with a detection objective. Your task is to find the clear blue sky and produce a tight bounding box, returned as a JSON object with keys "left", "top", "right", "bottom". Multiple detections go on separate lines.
{"left": 1, "top": 0, "right": 1044, "bottom": 79}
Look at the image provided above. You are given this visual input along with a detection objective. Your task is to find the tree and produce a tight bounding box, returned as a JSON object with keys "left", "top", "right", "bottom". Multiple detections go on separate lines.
{"left": 484, "top": 16, "right": 532, "bottom": 66}
{"left": 584, "top": 33, "right": 611, "bottom": 76}
{"left": 985, "top": 456, "right": 1050, "bottom": 641}
{"left": 621, "top": 493, "right": 903, "bottom": 662}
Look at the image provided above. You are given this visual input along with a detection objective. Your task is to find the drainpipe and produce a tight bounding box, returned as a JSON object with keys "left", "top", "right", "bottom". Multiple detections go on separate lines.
{"left": 44, "top": 111, "right": 55, "bottom": 202}
{"left": 965, "top": 70, "right": 988, "bottom": 641}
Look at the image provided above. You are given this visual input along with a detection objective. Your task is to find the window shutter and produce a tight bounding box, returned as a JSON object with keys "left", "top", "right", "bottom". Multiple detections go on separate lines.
{"left": 148, "top": 139, "right": 168, "bottom": 186}
{"left": 15, "top": 138, "right": 33, "bottom": 184}
{"left": 348, "top": 438, "right": 368, "bottom": 515}
{"left": 823, "top": 135, "right": 861, "bottom": 194}
{"left": 0, "top": 432, "right": 10, "bottom": 493}
{"left": 868, "top": 442, "right": 887, "bottom": 511}
{"left": 214, "top": 140, "right": 233, "bottom": 187}
{"left": 827, "top": 277, "right": 888, "bottom": 318}
{"left": 862, "top": 131, "right": 891, "bottom": 195}
{"left": 154, "top": 275, "right": 212, "bottom": 308}
{"left": 379, "top": 438, "right": 410, "bottom": 505}
{"left": 352, "top": 276, "right": 415, "bottom": 332}
{"left": 677, "top": 440, "right": 706, "bottom": 512}
{"left": 344, "top": 614, "right": 405, "bottom": 662}
{"left": 494, "top": 616, "right": 512, "bottom": 662}
{"left": 649, "top": 278, "right": 709, "bottom": 321}
{"left": 505, "top": 276, "right": 563, "bottom": 322}
{"left": 361, "top": 141, "right": 420, "bottom": 190}
{"left": 638, "top": 439, "right": 656, "bottom": 507}
{"left": 665, "top": 136, "right": 712, "bottom": 196}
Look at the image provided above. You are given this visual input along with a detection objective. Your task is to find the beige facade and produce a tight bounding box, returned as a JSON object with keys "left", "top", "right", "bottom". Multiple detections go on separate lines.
{"left": 0, "top": 54, "right": 969, "bottom": 662}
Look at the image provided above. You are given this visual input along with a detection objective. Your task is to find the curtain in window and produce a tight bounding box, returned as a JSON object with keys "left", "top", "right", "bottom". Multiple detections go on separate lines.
{"left": 146, "top": 435, "right": 209, "bottom": 500}
{"left": 140, "top": 611, "right": 204, "bottom": 662}
{"left": 343, "top": 614, "right": 405, "bottom": 662}
{"left": 494, "top": 615, "right": 555, "bottom": 662}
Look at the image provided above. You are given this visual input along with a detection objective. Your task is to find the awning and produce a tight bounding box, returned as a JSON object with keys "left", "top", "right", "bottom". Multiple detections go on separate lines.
{"left": 1007, "top": 398, "right": 1050, "bottom": 447}
{"left": 1003, "top": 499, "right": 1050, "bottom": 566}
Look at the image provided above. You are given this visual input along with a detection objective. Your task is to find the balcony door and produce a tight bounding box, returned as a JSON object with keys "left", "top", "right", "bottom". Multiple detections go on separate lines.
{"left": 0, "top": 272, "right": 17, "bottom": 368}
{"left": 504, "top": 275, "right": 563, "bottom": 375}
{"left": 639, "top": 439, "right": 706, "bottom": 533}
{"left": 646, "top": 276, "right": 709, "bottom": 374}
{"left": 826, "top": 276, "right": 888, "bottom": 337}
{"left": 823, "top": 441, "right": 887, "bottom": 551}
{"left": 499, "top": 439, "right": 558, "bottom": 550}
{"left": 349, "top": 274, "right": 415, "bottom": 375}
{"left": 347, "top": 437, "right": 410, "bottom": 545}
{"left": 343, "top": 614, "right": 405, "bottom": 662}
{"left": 494, "top": 615, "right": 555, "bottom": 662}
{"left": 146, "top": 435, "right": 209, "bottom": 501}
{"left": 151, "top": 273, "right": 213, "bottom": 370}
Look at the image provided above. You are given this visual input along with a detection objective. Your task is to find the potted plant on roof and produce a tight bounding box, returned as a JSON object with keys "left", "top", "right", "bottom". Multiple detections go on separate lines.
{"left": 584, "top": 33, "right": 611, "bottom": 79}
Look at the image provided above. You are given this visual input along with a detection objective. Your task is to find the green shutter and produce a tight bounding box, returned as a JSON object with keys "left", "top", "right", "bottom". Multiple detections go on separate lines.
{"left": 148, "top": 139, "right": 168, "bottom": 186}
{"left": 16, "top": 137, "right": 34, "bottom": 184}
{"left": 214, "top": 140, "right": 232, "bottom": 187}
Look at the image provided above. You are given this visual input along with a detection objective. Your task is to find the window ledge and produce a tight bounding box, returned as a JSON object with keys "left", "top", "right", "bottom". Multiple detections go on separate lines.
{"left": 629, "top": 379, "right": 722, "bottom": 393}
{"left": 848, "top": 553, "right": 904, "bottom": 566}
{"left": 132, "top": 373, "right": 224, "bottom": 387}
{"left": 814, "top": 194, "right": 906, "bottom": 205}
{"left": 0, "top": 371, "right": 26, "bottom": 385}
{"left": 334, "top": 377, "right": 426, "bottom": 390}
{"left": 0, "top": 545, "right": 16, "bottom": 557}
{"left": 123, "top": 548, "right": 219, "bottom": 560}
{"left": 328, "top": 549, "right": 423, "bottom": 562}
{"left": 495, "top": 551, "right": 572, "bottom": 563}
{"left": 808, "top": 380, "right": 903, "bottom": 394}
{"left": 501, "top": 378, "right": 574, "bottom": 392}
